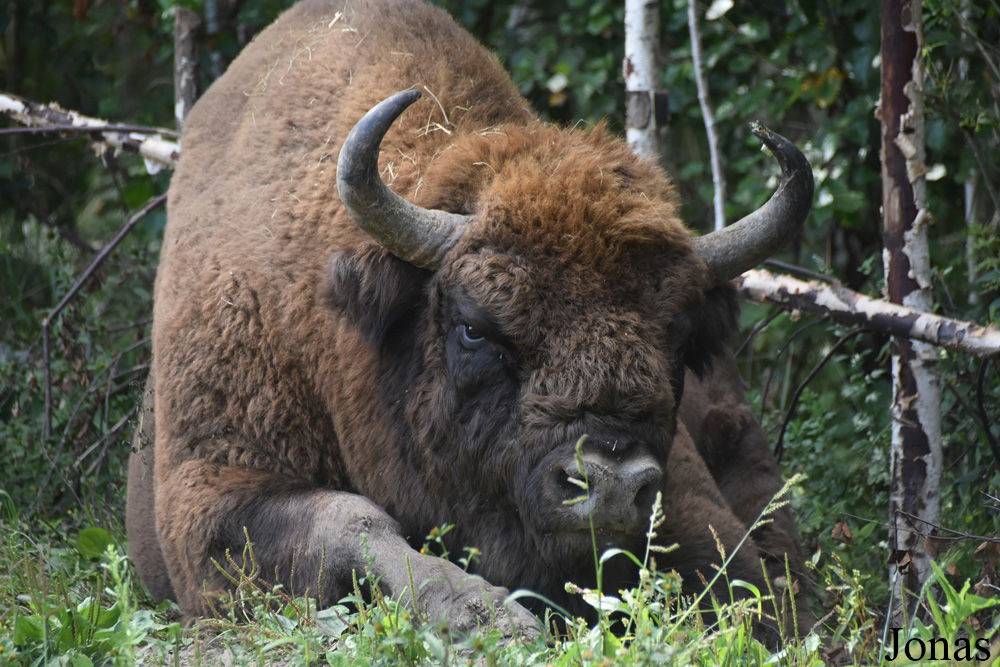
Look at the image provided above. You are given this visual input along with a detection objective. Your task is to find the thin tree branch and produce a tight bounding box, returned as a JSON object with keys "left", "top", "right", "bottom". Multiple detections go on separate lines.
{"left": 949, "top": 9, "right": 1000, "bottom": 84}
{"left": 762, "top": 259, "right": 836, "bottom": 285}
{"left": 941, "top": 381, "right": 992, "bottom": 475}
{"left": 761, "top": 319, "right": 825, "bottom": 423}
{"left": 840, "top": 510, "right": 1000, "bottom": 545}
{"left": 43, "top": 326, "right": 52, "bottom": 442}
{"left": 736, "top": 309, "right": 782, "bottom": 387}
{"left": 35, "top": 355, "right": 150, "bottom": 507}
{"left": 41, "top": 194, "right": 167, "bottom": 440}
{"left": 0, "top": 93, "right": 180, "bottom": 172}
{"left": 104, "top": 316, "right": 153, "bottom": 333}
{"left": 774, "top": 327, "right": 866, "bottom": 462}
{"left": 735, "top": 268, "right": 1000, "bottom": 359}
{"left": 21, "top": 201, "right": 95, "bottom": 254}
{"left": 0, "top": 123, "right": 180, "bottom": 138}
{"left": 687, "top": 0, "right": 726, "bottom": 231}
{"left": 77, "top": 403, "right": 140, "bottom": 476}
{"left": 960, "top": 125, "right": 1000, "bottom": 216}
{"left": 735, "top": 309, "right": 781, "bottom": 356}
{"left": 895, "top": 509, "right": 1000, "bottom": 545}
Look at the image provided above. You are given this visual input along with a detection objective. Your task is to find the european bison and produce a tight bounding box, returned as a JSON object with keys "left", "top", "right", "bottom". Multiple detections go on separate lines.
{"left": 126, "top": 0, "right": 816, "bottom": 638}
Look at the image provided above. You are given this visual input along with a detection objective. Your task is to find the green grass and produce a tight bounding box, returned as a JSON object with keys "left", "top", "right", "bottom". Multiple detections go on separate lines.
{"left": 3, "top": 481, "right": 998, "bottom": 666}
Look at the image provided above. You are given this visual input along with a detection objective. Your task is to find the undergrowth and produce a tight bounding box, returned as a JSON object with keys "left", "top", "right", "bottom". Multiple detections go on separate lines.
{"left": 3, "top": 478, "right": 999, "bottom": 666}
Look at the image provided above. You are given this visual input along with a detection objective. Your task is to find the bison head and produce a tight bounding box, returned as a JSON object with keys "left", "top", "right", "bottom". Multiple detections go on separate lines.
{"left": 329, "top": 90, "right": 812, "bottom": 597}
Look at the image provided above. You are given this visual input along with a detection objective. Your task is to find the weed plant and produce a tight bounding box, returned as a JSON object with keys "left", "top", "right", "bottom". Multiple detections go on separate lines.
{"left": 4, "top": 476, "right": 998, "bottom": 666}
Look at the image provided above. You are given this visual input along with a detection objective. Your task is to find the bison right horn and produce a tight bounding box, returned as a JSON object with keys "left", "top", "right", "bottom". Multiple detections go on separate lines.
{"left": 337, "top": 90, "right": 470, "bottom": 270}
{"left": 692, "top": 125, "right": 814, "bottom": 287}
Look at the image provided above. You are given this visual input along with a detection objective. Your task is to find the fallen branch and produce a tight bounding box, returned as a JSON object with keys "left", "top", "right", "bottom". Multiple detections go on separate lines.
{"left": 736, "top": 268, "right": 1000, "bottom": 359}
{"left": 0, "top": 92, "right": 179, "bottom": 173}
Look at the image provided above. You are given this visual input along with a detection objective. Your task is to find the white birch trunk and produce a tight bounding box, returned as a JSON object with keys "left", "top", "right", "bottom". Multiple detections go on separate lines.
{"left": 624, "top": 0, "right": 659, "bottom": 158}
{"left": 880, "top": 0, "right": 942, "bottom": 615}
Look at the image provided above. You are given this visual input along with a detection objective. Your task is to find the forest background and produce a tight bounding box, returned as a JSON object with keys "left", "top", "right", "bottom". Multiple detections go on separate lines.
{"left": 0, "top": 0, "right": 998, "bottom": 663}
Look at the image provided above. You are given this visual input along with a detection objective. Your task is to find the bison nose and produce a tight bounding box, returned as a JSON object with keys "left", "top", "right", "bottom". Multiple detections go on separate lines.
{"left": 552, "top": 453, "right": 663, "bottom": 533}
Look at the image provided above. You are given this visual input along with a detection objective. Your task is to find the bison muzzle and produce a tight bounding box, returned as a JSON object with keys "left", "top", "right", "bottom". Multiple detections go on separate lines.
{"left": 126, "top": 0, "right": 817, "bottom": 640}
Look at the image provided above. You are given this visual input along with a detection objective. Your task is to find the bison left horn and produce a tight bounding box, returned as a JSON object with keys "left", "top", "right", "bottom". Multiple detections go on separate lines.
{"left": 337, "top": 90, "right": 470, "bottom": 270}
{"left": 693, "top": 125, "right": 814, "bottom": 286}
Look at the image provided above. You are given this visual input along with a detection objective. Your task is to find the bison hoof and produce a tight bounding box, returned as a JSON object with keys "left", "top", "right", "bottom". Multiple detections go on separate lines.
{"left": 419, "top": 576, "right": 540, "bottom": 641}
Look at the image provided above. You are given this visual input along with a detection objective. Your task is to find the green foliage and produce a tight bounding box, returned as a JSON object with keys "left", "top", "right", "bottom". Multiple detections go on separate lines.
{"left": 0, "top": 218, "right": 159, "bottom": 516}
{"left": 1, "top": 0, "right": 170, "bottom": 522}
{"left": 436, "top": 0, "right": 625, "bottom": 123}
{"left": 1, "top": 480, "right": 997, "bottom": 665}
{"left": 1, "top": 0, "right": 999, "bottom": 663}
{"left": 0, "top": 511, "right": 180, "bottom": 665}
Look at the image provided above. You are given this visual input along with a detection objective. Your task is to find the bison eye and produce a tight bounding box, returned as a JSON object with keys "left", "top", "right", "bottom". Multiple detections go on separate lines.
{"left": 459, "top": 324, "right": 488, "bottom": 350}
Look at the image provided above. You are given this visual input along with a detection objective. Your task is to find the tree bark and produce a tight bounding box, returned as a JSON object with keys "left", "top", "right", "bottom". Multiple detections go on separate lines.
{"left": 0, "top": 93, "right": 179, "bottom": 172}
{"left": 174, "top": 7, "right": 201, "bottom": 131}
{"left": 688, "top": 0, "right": 726, "bottom": 231}
{"left": 880, "top": 0, "right": 942, "bottom": 615}
{"left": 735, "top": 269, "right": 1000, "bottom": 359}
{"left": 624, "top": 0, "right": 660, "bottom": 158}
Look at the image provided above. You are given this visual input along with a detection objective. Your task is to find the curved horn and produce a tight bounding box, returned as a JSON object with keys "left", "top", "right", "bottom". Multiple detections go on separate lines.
{"left": 337, "top": 90, "right": 469, "bottom": 269}
{"left": 693, "top": 125, "right": 814, "bottom": 286}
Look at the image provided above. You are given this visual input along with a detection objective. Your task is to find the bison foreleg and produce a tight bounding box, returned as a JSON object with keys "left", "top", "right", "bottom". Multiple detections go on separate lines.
{"left": 154, "top": 461, "right": 537, "bottom": 637}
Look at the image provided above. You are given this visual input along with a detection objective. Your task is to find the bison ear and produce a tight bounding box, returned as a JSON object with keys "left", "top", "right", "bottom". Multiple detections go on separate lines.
{"left": 678, "top": 284, "right": 739, "bottom": 378}
{"left": 327, "top": 244, "right": 431, "bottom": 346}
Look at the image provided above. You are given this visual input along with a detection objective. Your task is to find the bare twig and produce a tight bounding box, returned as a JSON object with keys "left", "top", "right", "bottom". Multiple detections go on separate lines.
{"left": 894, "top": 509, "right": 1000, "bottom": 545}
{"left": 21, "top": 200, "right": 95, "bottom": 253}
{"left": 774, "top": 327, "right": 865, "bottom": 462}
{"left": 0, "top": 123, "right": 180, "bottom": 138}
{"left": 941, "top": 382, "right": 986, "bottom": 475}
{"left": 762, "top": 259, "right": 836, "bottom": 285}
{"left": 949, "top": 8, "right": 1000, "bottom": 84}
{"left": 736, "top": 309, "right": 783, "bottom": 385}
{"left": 35, "top": 349, "right": 151, "bottom": 507}
{"left": 760, "top": 319, "right": 825, "bottom": 422}
{"left": 35, "top": 360, "right": 149, "bottom": 507}
{"left": 41, "top": 194, "right": 167, "bottom": 440}
{"left": 735, "top": 308, "right": 781, "bottom": 356}
{"left": 688, "top": 0, "right": 726, "bottom": 231}
{"left": 104, "top": 316, "right": 153, "bottom": 333}
{"left": 43, "top": 326, "right": 52, "bottom": 442}
{"left": 735, "top": 268, "right": 1000, "bottom": 359}
{"left": 78, "top": 404, "right": 140, "bottom": 477}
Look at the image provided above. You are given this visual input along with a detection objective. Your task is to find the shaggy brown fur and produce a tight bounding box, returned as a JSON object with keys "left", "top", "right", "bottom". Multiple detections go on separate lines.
{"left": 127, "top": 0, "right": 813, "bottom": 637}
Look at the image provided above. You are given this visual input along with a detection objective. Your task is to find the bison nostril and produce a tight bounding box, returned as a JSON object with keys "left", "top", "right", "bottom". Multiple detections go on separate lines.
{"left": 633, "top": 476, "right": 660, "bottom": 512}
{"left": 630, "top": 463, "right": 662, "bottom": 502}
{"left": 546, "top": 452, "right": 663, "bottom": 532}
{"left": 556, "top": 468, "right": 589, "bottom": 499}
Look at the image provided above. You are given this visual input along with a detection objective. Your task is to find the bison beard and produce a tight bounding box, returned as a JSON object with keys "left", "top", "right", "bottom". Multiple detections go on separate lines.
{"left": 126, "top": 0, "right": 816, "bottom": 641}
